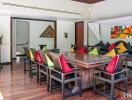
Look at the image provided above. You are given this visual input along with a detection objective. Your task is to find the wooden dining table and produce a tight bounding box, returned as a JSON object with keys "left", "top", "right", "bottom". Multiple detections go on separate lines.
{"left": 49, "top": 51, "right": 111, "bottom": 89}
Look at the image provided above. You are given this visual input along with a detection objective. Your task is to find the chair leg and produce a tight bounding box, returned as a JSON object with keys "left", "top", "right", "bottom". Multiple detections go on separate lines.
{"left": 62, "top": 82, "right": 65, "bottom": 100}
{"left": 93, "top": 76, "right": 96, "bottom": 95}
{"left": 47, "top": 70, "right": 49, "bottom": 92}
{"left": 50, "top": 70, "right": 52, "bottom": 94}
{"left": 110, "top": 82, "right": 114, "bottom": 100}
{"left": 124, "top": 71, "right": 128, "bottom": 93}
{"left": 39, "top": 70, "right": 41, "bottom": 85}
{"left": 79, "top": 76, "right": 82, "bottom": 97}
{"left": 37, "top": 65, "right": 39, "bottom": 83}
{"left": 24, "top": 59, "right": 26, "bottom": 74}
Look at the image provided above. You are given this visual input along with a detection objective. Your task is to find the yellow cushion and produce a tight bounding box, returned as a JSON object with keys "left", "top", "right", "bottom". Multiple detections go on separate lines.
{"left": 29, "top": 49, "right": 34, "bottom": 61}
{"left": 69, "top": 47, "right": 75, "bottom": 53}
{"left": 116, "top": 42, "right": 128, "bottom": 54}
{"left": 42, "top": 46, "right": 47, "bottom": 52}
{"left": 105, "top": 49, "right": 116, "bottom": 58}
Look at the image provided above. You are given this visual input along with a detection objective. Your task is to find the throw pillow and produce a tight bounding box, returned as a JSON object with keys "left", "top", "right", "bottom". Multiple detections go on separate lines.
{"left": 89, "top": 47, "right": 99, "bottom": 55}
{"left": 105, "top": 49, "right": 116, "bottom": 58}
{"left": 116, "top": 42, "right": 128, "bottom": 54}
{"left": 29, "top": 49, "right": 35, "bottom": 61}
{"left": 36, "top": 51, "right": 42, "bottom": 64}
{"left": 60, "top": 54, "right": 73, "bottom": 73}
{"left": 45, "top": 53, "right": 54, "bottom": 69}
{"left": 108, "top": 43, "right": 116, "bottom": 52}
{"left": 106, "top": 55, "right": 118, "bottom": 73}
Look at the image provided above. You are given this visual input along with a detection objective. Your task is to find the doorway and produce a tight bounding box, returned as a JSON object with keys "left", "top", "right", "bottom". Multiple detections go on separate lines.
{"left": 12, "top": 19, "right": 30, "bottom": 59}
{"left": 75, "top": 21, "right": 84, "bottom": 48}
{"left": 11, "top": 18, "right": 57, "bottom": 62}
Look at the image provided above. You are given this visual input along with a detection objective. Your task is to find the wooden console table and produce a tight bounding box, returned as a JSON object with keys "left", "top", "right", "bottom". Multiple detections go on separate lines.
{"left": 50, "top": 52, "right": 111, "bottom": 89}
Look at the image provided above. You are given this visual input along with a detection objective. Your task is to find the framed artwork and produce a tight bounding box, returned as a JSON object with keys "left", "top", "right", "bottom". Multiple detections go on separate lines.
{"left": 111, "top": 25, "right": 132, "bottom": 39}
{"left": 40, "top": 25, "right": 54, "bottom": 38}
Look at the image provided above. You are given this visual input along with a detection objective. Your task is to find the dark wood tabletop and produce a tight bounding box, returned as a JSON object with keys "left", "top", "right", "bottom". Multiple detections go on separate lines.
{"left": 50, "top": 51, "right": 111, "bottom": 69}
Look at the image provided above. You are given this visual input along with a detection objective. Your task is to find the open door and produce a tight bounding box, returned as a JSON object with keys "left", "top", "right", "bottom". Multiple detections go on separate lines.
{"left": 75, "top": 21, "right": 84, "bottom": 48}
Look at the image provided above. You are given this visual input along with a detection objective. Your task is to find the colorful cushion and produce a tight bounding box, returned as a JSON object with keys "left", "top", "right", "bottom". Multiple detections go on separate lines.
{"left": 69, "top": 47, "right": 75, "bottom": 53}
{"left": 89, "top": 47, "right": 99, "bottom": 55}
{"left": 36, "top": 51, "right": 42, "bottom": 64}
{"left": 78, "top": 48, "right": 85, "bottom": 54}
{"left": 105, "top": 49, "right": 116, "bottom": 58}
{"left": 45, "top": 53, "right": 54, "bottom": 69}
{"left": 29, "top": 49, "right": 34, "bottom": 61}
{"left": 116, "top": 42, "right": 128, "bottom": 54}
{"left": 108, "top": 43, "right": 116, "bottom": 52}
{"left": 106, "top": 55, "right": 118, "bottom": 73}
{"left": 42, "top": 46, "right": 47, "bottom": 52}
{"left": 60, "top": 54, "right": 73, "bottom": 73}
{"left": 127, "top": 42, "right": 132, "bottom": 54}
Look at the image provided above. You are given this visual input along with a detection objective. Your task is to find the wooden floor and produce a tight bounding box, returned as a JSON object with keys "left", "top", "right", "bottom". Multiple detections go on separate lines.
{"left": 0, "top": 57, "right": 132, "bottom": 100}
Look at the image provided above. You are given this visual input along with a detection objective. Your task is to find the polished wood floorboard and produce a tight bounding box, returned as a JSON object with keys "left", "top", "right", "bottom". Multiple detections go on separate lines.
{"left": 0, "top": 58, "right": 132, "bottom": 100}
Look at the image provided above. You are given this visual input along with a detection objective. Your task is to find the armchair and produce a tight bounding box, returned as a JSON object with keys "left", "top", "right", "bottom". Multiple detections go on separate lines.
{"left": 93, "top": 53, "right": 129, "bottom": 100}
{"left": 49, "top": 54, "right": 82, "bottom": 100}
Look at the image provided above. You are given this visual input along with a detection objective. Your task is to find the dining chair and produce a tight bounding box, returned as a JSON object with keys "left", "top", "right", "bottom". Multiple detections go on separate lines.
{"left": 49, "top": 53, "right": 82, "bottom": 100}
{"left": 29, "top": 48, "right": 38, "bottom": 78}
{"left": 93, "top": 53, "right": 129, "bottom": 100}
{"left": 23, "top": 47, "right": 30, "bottom": 74}
{"left": 38, "top": 51, "right": 50, "bottom": 91}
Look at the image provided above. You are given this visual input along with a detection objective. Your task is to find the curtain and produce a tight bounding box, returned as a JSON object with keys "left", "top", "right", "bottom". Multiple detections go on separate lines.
{"left": 88, "top": 23, "right": 101, "bottom": 41}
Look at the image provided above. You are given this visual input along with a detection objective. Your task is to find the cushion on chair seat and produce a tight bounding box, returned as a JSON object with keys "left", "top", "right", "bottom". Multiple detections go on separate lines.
{"left": 69, "top": 47, "right": 75, "bottom": 53}
{"left": 105, "top": 49, "right": 116, "bottom": 58}
{"left": 45, "top": 53, "right": 54, "bottom": 69}
{"left": 89, "top": 47, "right": 99, "bottom": 55}
{"left": 108, "top": 43, "right": 116, "bottom": 52}
{"left": 116, "top": 42, "right": 128, "bottom": 54}
{"left": 29, "top": 49, "right": 35, "bottom": 61}
{"left": 60, "top": 54, "right": 73, "bottom": 73}
{"left": 105, "top": 55, "right": 119, "bottom": 73}
{"left": 36, "top": 51, "right": 43, "bottom": 64}
{"left": 78, "top": 48, "right": 85, "bottom": 54}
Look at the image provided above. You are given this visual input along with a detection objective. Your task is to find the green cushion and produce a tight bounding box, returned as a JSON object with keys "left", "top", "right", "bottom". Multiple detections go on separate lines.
{"left": 44, "top": 53, "right": 54, "bottom": 69}
{"left": 89, "top": 47, "right": 99, "bottom": 55}
{"left": 42, "top": 47, "right": 47, "bottom": 52}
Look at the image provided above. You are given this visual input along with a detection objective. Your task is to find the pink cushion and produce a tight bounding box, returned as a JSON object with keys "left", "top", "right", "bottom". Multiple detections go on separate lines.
{"left": 108, "top": 43, "right": 116, "bottom": 52}
{"left": 36, "top": 51, "right": 43, "bottom": 64}
{"left": 78, "top": 48, "right": 85, "bottom": 54}
{"left": 60, "top": 54, "right": 73, "bottom": 73}
{"left": 105, "top": 55, "right": 118, "bottom": 73}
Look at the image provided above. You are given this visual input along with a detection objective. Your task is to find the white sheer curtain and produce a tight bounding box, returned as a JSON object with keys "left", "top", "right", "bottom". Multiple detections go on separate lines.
{"left": 88, "top": 23, "right": 101, "bottom": 41}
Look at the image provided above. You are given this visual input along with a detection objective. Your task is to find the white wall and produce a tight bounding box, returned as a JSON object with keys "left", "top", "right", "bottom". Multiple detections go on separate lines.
{"left": 0, "top": 15, "right": 10, "bottom": 63}
{"left": 57, "top": 20, "right": 75, "bottom": 51}
{"left": 29, "top": 20, "right": 54, "bottom": 50}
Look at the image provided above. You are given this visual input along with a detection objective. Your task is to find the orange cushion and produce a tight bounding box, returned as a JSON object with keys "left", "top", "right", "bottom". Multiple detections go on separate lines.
{"left": 106, "top": 55, "right": 118, "bottom": 73}
{"left": 60, "top": 54, "right": 73, "bottom": 73}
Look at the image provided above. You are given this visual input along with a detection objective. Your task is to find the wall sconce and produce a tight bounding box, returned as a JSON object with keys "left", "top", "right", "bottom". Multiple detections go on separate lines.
{"left": 64, "top": 32, "right": 68, "bottom": 38}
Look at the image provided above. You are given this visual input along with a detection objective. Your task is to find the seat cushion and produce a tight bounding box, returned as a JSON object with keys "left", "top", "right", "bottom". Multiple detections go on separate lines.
{"left": 78, "top": 48, "right": 85, "bottom": 54}
{"left": 69, "top": 47, "right": 75, "bottom": 53}
{"left": 105, "top": 49, "right": 116, "bottom": 58}
{"left": 36, "top": 51, "right": 42, "bottom": 64}
{"left": 60, "top": 54, "right": 73, "bottom": 73}
{"left": 108, "top": 43, "right": 116, "bottom": 52}
{"left": 116, "top": 42, "right": 128, "bottom": 54}
{"left": 45, "top": 53, "right": 54, "bottom": 69}
{"left": 29, "top": 49, "right": 35, "bottom": 61}
{"left": 89, "top": 47, "right": 99, "bottom": 55}
{"left": 106, "top": 55, "right": 119, "bottom": 73}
